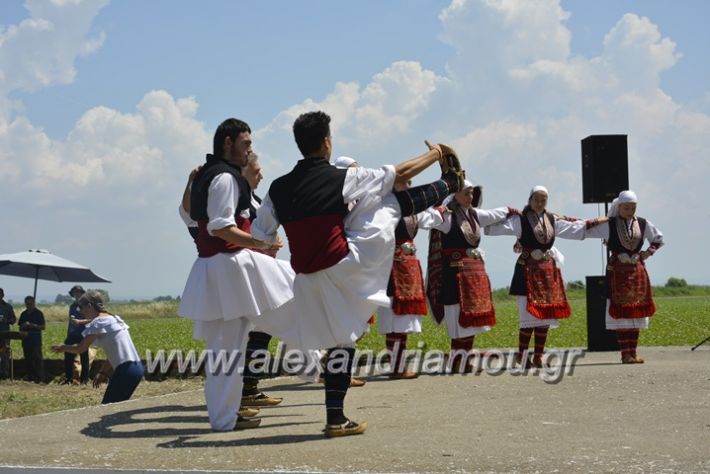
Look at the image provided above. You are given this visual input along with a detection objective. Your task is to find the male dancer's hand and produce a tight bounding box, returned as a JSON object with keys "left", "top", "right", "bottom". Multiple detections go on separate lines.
{"left": 424, "top": 140, "right": 444, "bottom": 164}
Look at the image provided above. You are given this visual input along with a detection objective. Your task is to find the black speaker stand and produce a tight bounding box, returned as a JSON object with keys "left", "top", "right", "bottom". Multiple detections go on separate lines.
{"left": 691, "top": 335, "right": 710, "bottom": 351}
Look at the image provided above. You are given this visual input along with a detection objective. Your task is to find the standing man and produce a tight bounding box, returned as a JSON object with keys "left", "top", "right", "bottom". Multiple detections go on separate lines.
{"left": 252, "top": 110, "right": 464, "bottom": 437}
{"left": 63, "top": 285, "right": 90, "bottom": 384}
{"left": 178, "top": 118, "right": 293, "bottom": 432}
{"left": 0, "top": 288, "right": 17, "bottom": 380}
{"left": 18, "top": 296, "right": 45, "bottom": 383}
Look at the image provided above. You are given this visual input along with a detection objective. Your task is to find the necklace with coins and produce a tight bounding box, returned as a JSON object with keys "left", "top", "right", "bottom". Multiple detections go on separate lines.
{"left": 616, "top": 216, "right": 641, "bottom": 251}
{"left": 527, "top": 210, "right": 554, "bottom": 244}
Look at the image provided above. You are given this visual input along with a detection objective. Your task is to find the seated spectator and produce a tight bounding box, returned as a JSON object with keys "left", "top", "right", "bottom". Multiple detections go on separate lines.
{"left": 52, "top": 291, "right": 143, "bottom": 403}
{"left": 18, "top": 296, "right": 45, "bottom": 383}
{"left": 0, "top": 288, "right": 17, "bottom": 380}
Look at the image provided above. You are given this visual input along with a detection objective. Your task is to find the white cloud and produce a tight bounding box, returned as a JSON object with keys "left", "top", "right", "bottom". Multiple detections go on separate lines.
{"left": 0, "top": 90, "right": 209, "bottom": 196}
{"left": 1, "top": 0, "right": 708, "bottom": 298}
{"left": 255, "top": 0, "right": 708, "bottom": 288}
{"left": 0, "top": 0, "right": 109, "bottom": 95}
{"left": 254, "top": 60, "right": 447, "bottom": 169}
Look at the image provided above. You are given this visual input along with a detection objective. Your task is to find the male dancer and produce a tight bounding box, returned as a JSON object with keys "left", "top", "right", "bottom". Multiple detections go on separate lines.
{"left": 252, "top": 110, "right": 464, "bottom": 436}
{"left": 179, "top": 118, "right": 291, "bottom": 432}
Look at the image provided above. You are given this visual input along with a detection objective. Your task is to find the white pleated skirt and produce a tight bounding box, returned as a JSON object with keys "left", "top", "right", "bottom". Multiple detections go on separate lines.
{"left": 179, "top": 249, "right": 295, "bottom": 323}
{"left": 377, "top": 305, "right": 423, "bottom": 334}
{"left": 442, "top": 304, "right": 492, "bottom": 339}
{"left": 604, "top": 299, "right": 650, "bottom": 330}
{"left": 516, "top": 296, "right": 561, "bottom": 329}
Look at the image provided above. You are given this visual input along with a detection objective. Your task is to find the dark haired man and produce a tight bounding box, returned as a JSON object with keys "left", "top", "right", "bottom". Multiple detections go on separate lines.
{"left": 178, "top": 118, "right": 293, "bottom": 432}
{"left": 19, "top": 296, "right": 45, "bottom": 383}
{"left": 252, "top": 110, "right": 464, "bottom": 437}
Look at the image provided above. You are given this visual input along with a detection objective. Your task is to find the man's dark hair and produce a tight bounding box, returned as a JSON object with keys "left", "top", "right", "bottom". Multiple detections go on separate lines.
{"left": 213, "top": 118, "right": 251, "bottom": 159}
{"left": 293, "top": 111, "right": 331, "bottom": 157}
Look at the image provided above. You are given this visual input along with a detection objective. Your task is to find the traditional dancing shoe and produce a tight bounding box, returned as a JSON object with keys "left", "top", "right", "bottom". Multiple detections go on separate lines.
{"left": 621, "top": 354, "right": 636, "bottom": 364}
{"left": 237, "top": 407, "right": 260, "bottom": 418}
{"left": 324, "top": 419, "right": 368, "bottom": 438}
{"left": 241, "top": 392, "right": 284, "bottom": 407}
{"left": 531, "top": 355, "right": 544, "bottom": 369}
{"left": 234, "top": 416, "right": 262, "bottom": 430}
{"left": 350, "top": 377, "right": 367, "bottom": 387}
{"left": 388, "top": 369, "right": 419, "bottom": 380}
{"left": 438, "top": 143, "right": 466, "bottom": 192}
{"left": 631, "top": 354, "right": 645, "bottom": 364}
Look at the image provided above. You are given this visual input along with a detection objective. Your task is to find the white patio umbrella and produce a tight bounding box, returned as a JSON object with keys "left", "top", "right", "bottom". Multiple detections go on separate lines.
{"left": 0, "top": 249, "right": 110, "bottom": 299}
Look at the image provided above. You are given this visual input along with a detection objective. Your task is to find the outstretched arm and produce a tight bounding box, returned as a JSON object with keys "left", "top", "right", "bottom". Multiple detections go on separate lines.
{"left": 393, "top": 141, "right": 442, "bottom": 187}
{"left": 52, "top": 334, "right": 98, "bottom": 354}
{"left": 484, "top": 214, "right": 522, "bottom": 238}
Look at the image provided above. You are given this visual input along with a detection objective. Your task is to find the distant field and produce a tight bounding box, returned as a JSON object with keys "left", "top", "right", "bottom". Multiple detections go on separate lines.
{"left": 8, "top": 292, "right": 710, "bottom": 360}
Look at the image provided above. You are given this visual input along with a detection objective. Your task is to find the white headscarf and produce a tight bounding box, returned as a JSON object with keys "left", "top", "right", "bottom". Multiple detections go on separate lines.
{"left": 525, "top": 184, "right": 565, "bottom": 266}
{"left": 442, "top": 179, "right": 474, "bottom": 207}
{"left": 528, "top": 185, "right": 549, "bottom": 200}
{"left": 607, "top": 190, "right": 638, "bottom": 217}
{"left": 333, "top": 156, "right": 357, "bottom": 169}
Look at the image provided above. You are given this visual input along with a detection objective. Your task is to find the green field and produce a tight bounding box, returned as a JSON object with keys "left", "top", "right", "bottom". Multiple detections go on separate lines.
{"left": 9, "top": 292, "right": 710, "bottom": 360}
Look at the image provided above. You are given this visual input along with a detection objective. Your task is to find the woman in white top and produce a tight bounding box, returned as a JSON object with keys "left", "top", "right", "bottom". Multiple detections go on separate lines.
{"left": 52, "top": 291, "right": 143, "bottom": 404}
{"left": 584, "top": 190, "right": 664, "bottom": 363}
{"left": 427, "top": 181, "right": 516, "bottom": 371}
{"left": 485, "top": 186, "right": 599, "bottom": 367}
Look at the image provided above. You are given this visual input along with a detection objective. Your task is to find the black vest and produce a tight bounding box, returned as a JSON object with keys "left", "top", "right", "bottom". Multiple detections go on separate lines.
{"left": 607, "top": 216, "right": 647, "bottom": 254}
{"left": 441, "top": 209, "right": 480, "bottom": 250}
{"left": 190, "top": 154, "right": 251, "bottom": 221}
{"left": 518, "top": 211, "right": 556, "bottom": 250}
{"left": 248, "top": 193, "right": 262, "bottom": 222}
{"left": 268, "top": 158, "right": 348, "bottom": 224}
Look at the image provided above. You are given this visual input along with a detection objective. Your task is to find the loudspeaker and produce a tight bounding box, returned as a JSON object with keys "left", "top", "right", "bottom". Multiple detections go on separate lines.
{"left": 586, "top": 276, "right": 618, "bottom": 351}
{"left": 581, "top": 135, "right": 629, "bottom": 203}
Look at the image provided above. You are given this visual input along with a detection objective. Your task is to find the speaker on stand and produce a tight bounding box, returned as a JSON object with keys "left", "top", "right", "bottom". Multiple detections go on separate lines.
{"left": 581, "top": 135, "right": 629, "bottom": 351}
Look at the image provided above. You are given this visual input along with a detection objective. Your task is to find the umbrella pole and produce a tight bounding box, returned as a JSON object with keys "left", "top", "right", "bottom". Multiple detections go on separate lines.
{"left": 33, "top": 267, "right": 39, "bottom": 300}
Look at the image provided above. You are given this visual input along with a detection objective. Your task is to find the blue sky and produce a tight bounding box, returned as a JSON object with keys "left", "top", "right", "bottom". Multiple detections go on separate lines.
{"left": 0, "top": 0, "right": 708, "bottom": 301}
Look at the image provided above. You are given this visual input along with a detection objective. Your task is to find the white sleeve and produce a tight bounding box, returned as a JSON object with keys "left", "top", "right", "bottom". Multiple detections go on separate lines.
{"left": 476, "top": 207, "right": 510, "bottom": 228}
{"left": 342, "top": 165, "right": 396, "bottom": 203}
{"left": 484, "top": 214, "right": 522, "bottom": 238}
{"left": 178, "top": 203, "right": 197, "bottom": 228}
{"left": 644, "top": 220, "right": 664, "bottom": 247}
{"left": 429, "top": 210, "right": 453, "bottom": 233}
{"left": 251, "top": 193, "right": 280, "bottom": 244}
{"left": 554, "top": 218, "right": 587, "bottom": 241}
{"left": 584, "top": 222, "right": 610, "bottom": 240}
{"left": 417, "top": 208, "right": 445, "bottom": 230}
{"left": 205, "top": 173, "right": 239, "bottom": 235}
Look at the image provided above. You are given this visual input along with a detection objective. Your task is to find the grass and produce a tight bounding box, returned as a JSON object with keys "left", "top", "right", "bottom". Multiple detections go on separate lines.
{"left": 9, "top": 293, "right": 710, "bottom": 361}
{"left": 2, "top": 293, "right": 708, "bottom": 420}
{"left": 0, "top": 378, "right": 204, "bottom": 419}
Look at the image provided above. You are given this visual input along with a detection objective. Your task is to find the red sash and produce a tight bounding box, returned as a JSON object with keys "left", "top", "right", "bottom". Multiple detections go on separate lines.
{"left": 608, "top": 259, "right": 655, "bottom": 318}
{"left": 524, "top": 258, "right": 571, "bottom": 319}
{"left": 195, "top": 215, "right": 252, "bottom": 258}
{"left": 391, "top": 244, "right": 427, "bottom": 315}
{"left": 455, "top": 257, "right": 495, "bottom": 328}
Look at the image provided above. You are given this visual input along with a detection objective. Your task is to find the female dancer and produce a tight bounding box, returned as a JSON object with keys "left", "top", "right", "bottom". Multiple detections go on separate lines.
{"left": 486, "top": 186, "right": 600, "bottom": 367}
{"left": 427, "top": 180, "right": 517, "bottom": 371}
{"left": 584, "top": 190, "right": 664, "bottom": 363}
